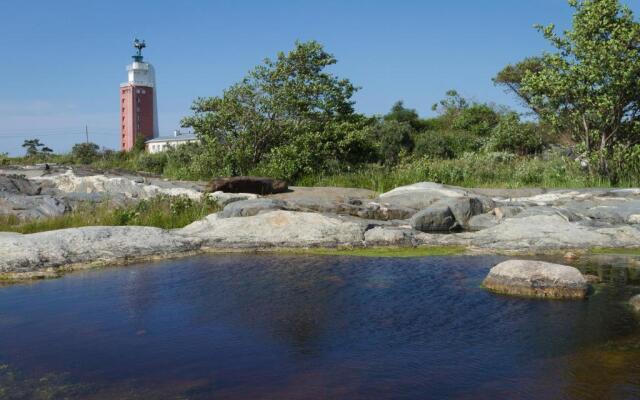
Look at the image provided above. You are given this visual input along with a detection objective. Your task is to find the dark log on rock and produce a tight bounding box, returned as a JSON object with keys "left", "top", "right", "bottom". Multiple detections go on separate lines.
{"left": 208, "top": 176, "right": 288, "bottom": 195}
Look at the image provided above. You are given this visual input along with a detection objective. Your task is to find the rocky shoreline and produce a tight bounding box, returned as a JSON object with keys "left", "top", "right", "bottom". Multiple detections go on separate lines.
{"left": 2, "top": 166, "right": 640, "bottom": 284}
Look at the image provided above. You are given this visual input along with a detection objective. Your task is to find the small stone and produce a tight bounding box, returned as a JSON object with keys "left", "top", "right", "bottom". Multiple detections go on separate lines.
{"left": 564, "top": 251, "right": 579, "bottom": 261}
{"left": 630, "top": 295, "right": 640, "bottom": 313}
{"left": 583, "top": 274, "right": 601, "bottom": 284}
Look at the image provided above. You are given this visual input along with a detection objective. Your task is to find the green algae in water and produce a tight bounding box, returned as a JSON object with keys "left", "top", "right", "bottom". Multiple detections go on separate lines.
{"left": 288, "top": 246, "right": 467, "bottom": 258}
{"left": 589, "top": 248, "right": 640, "bottom": 256}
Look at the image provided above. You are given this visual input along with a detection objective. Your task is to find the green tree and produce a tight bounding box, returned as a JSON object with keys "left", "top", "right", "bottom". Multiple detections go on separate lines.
{"left": 431, "top": 90, "right": 501, "bottom": 135}
{"left": 71, "top": 142, "right": 100, "bottom": 164}
{"left": 370, "top": 120, "right": 414, "bottom": 165}
{"left": 384, "top": 101, "right": 424, "bottom": 131}
{"left": 21, "top": 139, "right": 46, "bottom": 157}
{"left": 515, "top": 0, "right": 640, "bottom": 180}
{"left": 452, "top": 104, "right": 501, "bottom": 136}
{"left": 181, "top": 40, "right": 358, "bottom": 177}
{"left": 493, "top": 57, "right": 545, "bottom": 114}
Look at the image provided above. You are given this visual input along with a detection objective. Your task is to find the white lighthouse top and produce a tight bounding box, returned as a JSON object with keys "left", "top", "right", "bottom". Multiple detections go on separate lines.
{"left": 122, "top": 38, "right": 156, "bottom": 88}
{"left": 126, "top": 61, "right": 156, "bottom": 87}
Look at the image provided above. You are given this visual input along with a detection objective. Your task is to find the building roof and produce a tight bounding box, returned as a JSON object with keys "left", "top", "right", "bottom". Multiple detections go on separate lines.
{"left": 145, "top": 134, "right": 198, "bottom": 144}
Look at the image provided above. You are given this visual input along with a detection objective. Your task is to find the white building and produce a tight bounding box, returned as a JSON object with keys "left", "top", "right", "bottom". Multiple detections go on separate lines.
{"left": 145, "top": 131, "right": 199, "bottom": 153}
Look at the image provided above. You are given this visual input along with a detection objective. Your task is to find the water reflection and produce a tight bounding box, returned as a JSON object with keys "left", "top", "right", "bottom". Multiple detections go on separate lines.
{"left": 0, "top": 253, "right": 639, "bottom": 399}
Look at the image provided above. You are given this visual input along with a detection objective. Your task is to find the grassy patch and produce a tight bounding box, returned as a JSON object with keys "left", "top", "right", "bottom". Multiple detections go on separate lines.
{"left": 0, "top": 195, "right": 220, "bottom": 234}
{"left": 286, "top": 246, "right": 467, "bottom": 258}
{"left": 294, "top": 155, "right": 626, "bottom": 193}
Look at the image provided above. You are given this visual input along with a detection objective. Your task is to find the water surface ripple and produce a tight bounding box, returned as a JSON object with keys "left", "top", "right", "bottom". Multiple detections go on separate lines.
{"left": 0, "top": 254, "right": 639, "bottom": 399}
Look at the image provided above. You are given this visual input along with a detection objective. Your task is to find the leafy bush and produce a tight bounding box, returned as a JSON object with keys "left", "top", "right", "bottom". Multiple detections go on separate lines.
{"left": 451, "top": 104, "right": 500, "bottom": 136}
{"left": 414, "top": 130, "right": 484, "bottom": 159}
{"left": 370, "top": 120, "right": 414, "bottom": 165}
{"left": 71, "top": 142, "right": 100, "bottom": 164}
{"left": 134, "top": 152, "right": 168, "bottom": 174}
{"left": 486, "top": 113, "right": 545, "bottom": 155}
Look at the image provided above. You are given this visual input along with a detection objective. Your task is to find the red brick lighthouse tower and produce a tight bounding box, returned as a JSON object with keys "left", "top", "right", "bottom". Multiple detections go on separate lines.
{"left": 119, "top": 39, "right": 159, "bottom": 151}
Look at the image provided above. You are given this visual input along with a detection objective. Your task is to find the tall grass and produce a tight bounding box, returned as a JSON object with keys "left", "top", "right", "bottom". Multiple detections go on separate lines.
{"left": 295, "top": 154, "right": 625, "bottom": 193}
{"left": 0, "top": 195, "right": 220, "bottom": 234}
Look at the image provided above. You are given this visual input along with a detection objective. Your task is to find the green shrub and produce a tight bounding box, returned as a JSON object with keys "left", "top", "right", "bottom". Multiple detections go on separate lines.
{"left": 414, "top": 130, "right": 484, "bottom": 159}
{"left": 452, "top": 104, "right": 500, "bottom": 136}
{"left": 135, "top": 152, "right": 168, "bottom": 174}
{"left": 71, "top": 143, "right": 100, "bottom": 164}
{"left": 486, "top": 113, "right": 545, "bottom": 155}
{"left": 370, "top": 120, "right": 414, "bottom": 165}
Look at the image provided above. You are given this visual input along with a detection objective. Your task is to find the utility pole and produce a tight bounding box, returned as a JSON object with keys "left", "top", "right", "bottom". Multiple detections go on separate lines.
{"left": 85, "top": 125, "right": 89, "bottom": 143}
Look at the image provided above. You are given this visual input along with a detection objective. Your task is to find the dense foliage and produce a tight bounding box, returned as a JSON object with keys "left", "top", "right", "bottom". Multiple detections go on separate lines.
{"left": 496, "top": 0, "right": 640, "bottom": 182}
{"left": 9, "top": 1, "right": 640, "bottom": 190}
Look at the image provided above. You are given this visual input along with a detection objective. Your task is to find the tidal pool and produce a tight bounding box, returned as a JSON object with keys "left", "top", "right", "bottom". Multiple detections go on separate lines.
{"left": 0, "top": 254, "right": 639, "bottom": 399}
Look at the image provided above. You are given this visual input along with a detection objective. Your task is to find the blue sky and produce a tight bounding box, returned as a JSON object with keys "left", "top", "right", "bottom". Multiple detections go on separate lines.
{"left": 1, "top": 0, "right": 638, "bottom": 156}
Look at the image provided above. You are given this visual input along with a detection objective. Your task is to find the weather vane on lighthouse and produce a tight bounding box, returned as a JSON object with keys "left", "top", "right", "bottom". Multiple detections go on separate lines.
{"left": 132, "top": 38, "right": 146, "bottom": 62}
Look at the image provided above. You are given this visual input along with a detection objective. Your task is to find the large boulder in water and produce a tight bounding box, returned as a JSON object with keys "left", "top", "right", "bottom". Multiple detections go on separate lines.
{"left": 482, "top": 259, "right": 588, "bottom": 299}
{"left": 208, "top": 176, "right": 288, "bottom": 195}
{"left": 218, "top": 198, "right": 288, "bottom": 218}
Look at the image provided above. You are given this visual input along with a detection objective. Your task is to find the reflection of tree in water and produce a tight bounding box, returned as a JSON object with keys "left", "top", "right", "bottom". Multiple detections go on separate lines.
{"left": 572, "top": 255, "right": 640, "bottom": 286}
{"left": 122, "top": 267, "right": 163, "bottom": 331}
{"left": 175, "top": 255, "right": 349, "bottom": 356}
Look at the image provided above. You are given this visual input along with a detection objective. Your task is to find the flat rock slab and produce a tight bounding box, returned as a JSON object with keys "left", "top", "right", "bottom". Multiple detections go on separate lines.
{"left": 482, "top": 259, "right": 588, "bottom": 299}
{"left": 179, "top": 210, "right": 365, "bottom": 248}
{"left": 0, "top": 226, "right": 201, "bottom": 278}
{"left": 378, "top": 182, "right": 470, "bottom": 210}
{"left": 33, "top": 170, "right": 205, "bottom": 200}
{"left": 0, "top": 194, "right": 67, "bottom": 219}
{"left": 438, "top": 214, "right": 640, "bottom": 250}
{"left": 269, "top": 186, "right": 376, "bottom": 211}
{"left": 0, "top": 175, "right": 41, "bottom": 195}
{"left": 209, "top": 191, "right": 259, "bottom": 206}
{"left": 218, "top": 198, "right": 288, "bottom": 218}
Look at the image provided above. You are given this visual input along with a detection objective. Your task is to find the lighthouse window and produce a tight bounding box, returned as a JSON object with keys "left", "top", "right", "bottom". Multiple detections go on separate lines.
{"left": 142, "top": 89, "right": 146, "bottom": 94}
{"left": 136, "top": 89, "right": 141, "bottom": 94}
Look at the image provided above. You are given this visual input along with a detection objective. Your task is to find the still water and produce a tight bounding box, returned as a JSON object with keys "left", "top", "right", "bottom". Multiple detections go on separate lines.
{"left": 1, "top": 254, "right": 640, "bottom": 399}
